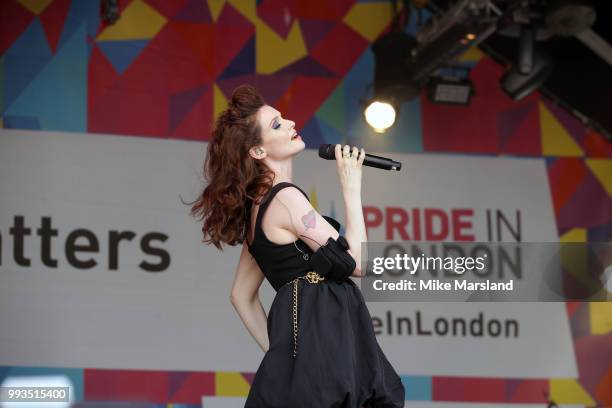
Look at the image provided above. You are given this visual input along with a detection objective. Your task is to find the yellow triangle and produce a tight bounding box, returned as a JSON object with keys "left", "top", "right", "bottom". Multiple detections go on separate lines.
{"left": 559, "top": 228, "right": 587, "bottom": 243}
{"left": 213, "top": 84, "right": 228, "bottom": 121}
{"left": 207, "top": 0, "right": 227, "bottom": 21}
{"left": 98, "top": 0, "right": 167, "bottom": 41}
{"left": 586, "top": 159, "right": 612, "bottom": 197}
{"left": 343, "top": 3, "right": 393, "bottom": 42}
{"left": 590, "top": 303, "right": 612, "bottom": 334}
{"left": 256, "top": 20, "right": 307, "bottom": 74}
{"left": 550, "top": 379, "right": 595, "bottom": 404}
{"left": 17, "top": 0, "right": 52, "bottom": 15}
{"left": 458, "top": 46, "right": 484, "bottom": 62}
{"left": 227, "top": 0, "right": 257, "bottom": 24}
{"left": 215, "top": 372, "right": 251, "bottom": 396}
{"left": 540, "top": 102, "right": 583, "bottom": 157}
{"left": 309, "top": 187, "right": 318, "bottom": 211}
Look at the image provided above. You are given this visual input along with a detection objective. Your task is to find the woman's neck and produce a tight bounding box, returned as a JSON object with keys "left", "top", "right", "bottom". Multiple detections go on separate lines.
{"left": 266, "top": 158, "right": 293, "bottom": 185}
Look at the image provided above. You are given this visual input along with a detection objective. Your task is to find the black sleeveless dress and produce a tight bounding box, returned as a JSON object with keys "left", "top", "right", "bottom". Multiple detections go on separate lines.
{"left": 245, "top": 182, "right": 405, "bottom": 408}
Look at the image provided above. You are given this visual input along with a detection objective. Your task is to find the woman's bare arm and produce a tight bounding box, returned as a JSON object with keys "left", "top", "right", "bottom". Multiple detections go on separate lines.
{"left": 230, "top": 243, "right": 269, "bottom": 352}
{"left": 269, "top": 187, "right": 364, "bottom": 277}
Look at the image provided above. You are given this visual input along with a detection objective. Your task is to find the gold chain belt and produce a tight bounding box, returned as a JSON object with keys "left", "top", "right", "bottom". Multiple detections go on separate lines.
{"left": 286, "top": 271, "right": 325, "bottom": 358}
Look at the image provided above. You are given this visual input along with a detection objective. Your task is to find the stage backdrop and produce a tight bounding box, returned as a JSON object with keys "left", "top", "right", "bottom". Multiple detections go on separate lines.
{"left": 1, "top": 0, "right": 611, "bottom": 407}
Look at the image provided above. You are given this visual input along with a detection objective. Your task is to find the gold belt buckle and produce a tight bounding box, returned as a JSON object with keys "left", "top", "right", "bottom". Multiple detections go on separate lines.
{"left": 304, "top": 271, "right": 324, "bottom": 284}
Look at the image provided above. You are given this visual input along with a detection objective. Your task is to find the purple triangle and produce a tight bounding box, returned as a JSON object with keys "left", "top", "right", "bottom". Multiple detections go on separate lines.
{"left": 498, "top": 101, "right": 534, "bottom": 149}
{"left": 299, "top": 18, "right": 336, "bottom": 50}
{"left": 218, "top": 74, "right": 294, "bottom": 105}
{"left": 558, "top": 172, "right": 612, "bottom": 230}
{"left": 241, "top": 372, "right": 255, "bottom": 385}
{"left": 569, "top": 302, "right": 591, "bottom": 338}
{"left": 574, "top": 336, "right": 612, "bottom": 396}
{"left": 503, "top": 379, "right": 523, "bottom": 401}
{"left": 175, "top": 0, "right": 212, "bottom": 22}
{"left": 543, "top": 98, "right": 586, "bottom": 145}
{"left": 588, "top": 221, "right": 612, "bottom": 241}
{"left": 169, "top": 85, "right": 208, "bottom": 131}
{"left": 219, "top": 37, "right": 254, "bottom": 80}
{"left": 276, "top": 56, "right": 337, "bottom": 77}
{"left": 168, "top": 371, "right": 191, "bottom": 397}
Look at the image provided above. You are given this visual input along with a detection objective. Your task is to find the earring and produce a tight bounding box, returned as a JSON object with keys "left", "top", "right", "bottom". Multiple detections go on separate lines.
{"left": 256, "top": 148, "right": 263, "bottom": 154}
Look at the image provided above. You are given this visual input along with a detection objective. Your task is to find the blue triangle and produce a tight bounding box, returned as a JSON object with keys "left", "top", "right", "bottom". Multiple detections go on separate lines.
{"left": 4, "top": 115, "right": 41, "bottom": 129}
{"left": 301, "top": 117, "right": 326, "bottom": 149}
{"left": 219, "top": 37, "right": 254, "bottom": 80}
{"left": 316, "top": 116, "right": 343, "bottom": 145}
{"left": 97, "top": 39, "right": 149, "bottom": 74}
{"left": 58, "top": 0, "right": 100, "bottom": 50}
{"left": 3, "top": 19, "right": 52, "bottom": 111}
{"left": 5, "top": 23, "right": 87, "bottom": 132}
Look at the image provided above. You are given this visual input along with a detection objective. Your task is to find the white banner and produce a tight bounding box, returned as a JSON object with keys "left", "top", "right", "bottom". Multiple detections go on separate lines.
{"left": 0, "top": 129, "right": 576, "bottom": 378}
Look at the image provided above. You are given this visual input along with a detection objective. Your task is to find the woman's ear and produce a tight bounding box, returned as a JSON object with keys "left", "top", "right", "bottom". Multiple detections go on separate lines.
{"left": 249, "top": 146, "right": 266, "bottom": 160}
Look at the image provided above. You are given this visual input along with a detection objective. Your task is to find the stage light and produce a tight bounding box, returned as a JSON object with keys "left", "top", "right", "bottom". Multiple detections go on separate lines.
{"left": 428, "top": 76, "right": 474, "bottom": 105}
{"left": 364, "top": 101, "right": 397, "bottom": 133}
{"left": 500, "top": 51, "right": 553, "bottom": 100}
{"left": 363, "top": 31, "right": 417, "bottom": 133}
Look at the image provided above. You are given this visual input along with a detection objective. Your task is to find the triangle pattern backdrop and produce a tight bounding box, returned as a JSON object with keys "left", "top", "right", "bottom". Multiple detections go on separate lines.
{"left": 0, "top": 0, "right": 611, "bottom": 406}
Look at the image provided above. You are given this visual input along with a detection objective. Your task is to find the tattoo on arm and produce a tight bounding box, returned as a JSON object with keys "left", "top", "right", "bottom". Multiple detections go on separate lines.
{"left": 275, "top": 198, "right": 324, "bottom": 249}
{"left": 301, "top": 210, "right": 316, "bottom": 230}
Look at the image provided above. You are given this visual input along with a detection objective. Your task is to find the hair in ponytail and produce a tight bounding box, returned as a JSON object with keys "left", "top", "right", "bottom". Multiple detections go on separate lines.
{"left": 190, "top": 85, "right": 275, "bottom": 250}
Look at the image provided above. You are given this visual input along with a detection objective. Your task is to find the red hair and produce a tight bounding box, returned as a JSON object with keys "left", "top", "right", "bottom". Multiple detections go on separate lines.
{"left": 190, "top": 85, "right": 275, "bottom": 250}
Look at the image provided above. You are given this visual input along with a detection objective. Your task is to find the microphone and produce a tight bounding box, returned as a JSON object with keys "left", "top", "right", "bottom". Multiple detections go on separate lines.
{"left": 318, "top": 144, "right": 402, "bottom": 171}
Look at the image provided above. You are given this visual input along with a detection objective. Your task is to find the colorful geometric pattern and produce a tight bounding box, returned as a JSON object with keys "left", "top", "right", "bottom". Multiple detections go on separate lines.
{"left": 1, "top": 0, "right": 611, "bottom": 406}
{"left": 2, "top": 364, "right": 610, "bottom": 406}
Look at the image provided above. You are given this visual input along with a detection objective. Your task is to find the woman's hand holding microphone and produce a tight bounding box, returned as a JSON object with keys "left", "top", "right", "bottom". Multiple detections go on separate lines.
{"left": 334, "top": 144, "right": 365, "bottom": 197}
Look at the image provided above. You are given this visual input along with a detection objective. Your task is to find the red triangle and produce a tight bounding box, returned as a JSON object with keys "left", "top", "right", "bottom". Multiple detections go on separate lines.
{"left": 88, "top": 44, "right": 121, "bottom": 132}
{"left": 0, "top": 0, "right": 35, "bottom": 55}
{"left": 547, "top": 158, "right": 588, "bottom": 216}
{"left": 583, "top": 129, "right": 612, "bottom": 158}
{"left": 40, "top": 0, "right": 72, "bottom": 53}
{"left": 144, "top": 0, "right": 190, "bottom": 19}
{"left": 257, "top": 0, "right": 295, "bottom": 38}
{"left": 213, "top": 23, "right": 253, "bottom": 79}
{"left": 310, "top": 23, "right": 369, "bottom": 76}
{"left": 565, "top": 301, "right": 582, "bottom": 318}
{"left": 500, "top": 99, "right": 541, "bottom": 155}
{"left": 281, "top": 76, "right": 339, "bottom": 130}
{"left": 170, "top": 21, "right": 215, "bottom": 78}
{"left": 294, "top": 0, "right": 352, "bottom": 20}
{"left": 149, "top": 24, "right": 210, "bottom": 93}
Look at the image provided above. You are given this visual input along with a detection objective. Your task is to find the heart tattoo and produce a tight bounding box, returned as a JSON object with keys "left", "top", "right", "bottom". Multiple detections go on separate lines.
{"left": 301, "top": 210, "right": 316, "bottom": 230}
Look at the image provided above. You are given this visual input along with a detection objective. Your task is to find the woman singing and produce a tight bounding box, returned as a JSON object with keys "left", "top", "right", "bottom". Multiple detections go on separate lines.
{"left": 191, "top": 85, "right": 405, "bottom": 407}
